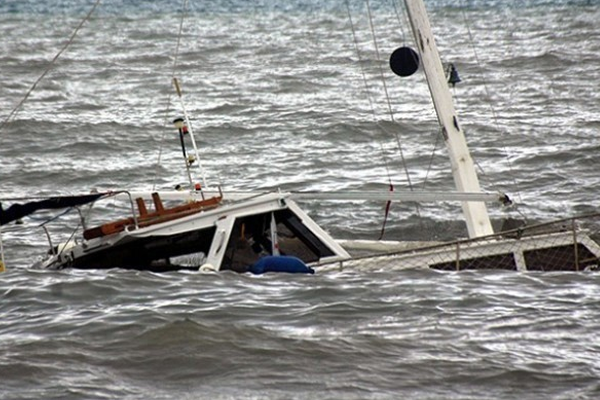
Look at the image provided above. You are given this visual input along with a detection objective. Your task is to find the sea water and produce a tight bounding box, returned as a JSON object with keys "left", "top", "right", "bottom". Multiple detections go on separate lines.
{"left": 1, "top": 1, "right": 599, "bottom": 399}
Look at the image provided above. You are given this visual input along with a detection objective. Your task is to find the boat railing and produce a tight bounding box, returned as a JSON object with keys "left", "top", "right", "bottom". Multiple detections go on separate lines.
{"left": 324, "top": 212, "right": 600, "bottom": 272}
{"left": 34, "top": 190, "right": 138, "bottom": 255}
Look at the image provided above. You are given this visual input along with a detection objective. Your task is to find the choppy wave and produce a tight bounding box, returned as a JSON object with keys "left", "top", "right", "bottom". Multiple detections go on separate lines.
{"left": 2, "top": 269, "right": 600, "bottom": 399}
{"left": 1, "top": 0, "right": 599, "bottom": 15}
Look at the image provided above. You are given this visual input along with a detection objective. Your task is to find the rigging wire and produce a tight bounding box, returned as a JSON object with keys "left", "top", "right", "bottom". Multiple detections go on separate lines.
{"left": 389, "top": 0, "right": 455, "bottom": 202}
{"left": 153, "top": 0, "right": 190, "bottom": 191}
{"left": 421, "top": 127, "right": 442, "bottom": 190}
{"left": 346, "top": 1, "right": 397, "bottom": 239}
{"left": 457, "top": 0, "right": 524, "bottom": 206}
{"left": 369, "top": 0, "right": 427, "bottom": 230}
{"left": 364, "top": 0, "right": 418, "bottom": 197}
{"left": 345, "top": 3, "right": 405, "bottom": 174}
{"left": 390, "top": 0, "right": 407, "bottom": 44}
{"left": 345, "top": 2, "right": 377, "bottom": 117}
{"left": 392, "top": 0, "right": 438, "bottom": 191}
{"left": 346, "top": 1, "right": 394, "bottom": 186}
{"left": 364, "top": 0, "right": 416, "bottom": 195}
{"left": 346, "top": 0, "right": 425, "bottom": 237}
{"left": 391, "top": 0, "right": 454, "bottom": 199}
{"left": 0, "top": 0, "right": 102, "bottom": 134}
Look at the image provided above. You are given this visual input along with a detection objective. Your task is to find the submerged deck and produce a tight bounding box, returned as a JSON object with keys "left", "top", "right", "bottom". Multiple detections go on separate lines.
{"left": 330, "top": 214, "right": 600, "bottom": 272}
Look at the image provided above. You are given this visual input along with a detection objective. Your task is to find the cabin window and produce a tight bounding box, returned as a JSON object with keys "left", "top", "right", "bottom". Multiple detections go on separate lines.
{"left": 73, "top": 226, "right": 217, "bottom": 272}
{"left": 143, "top": 226, "right": 216, "bottom": 271}
{"left": 221, "top": 209, "right": 335, "bottom": 272}
{"left": 430, "top": 253, "right": 517, "bottom": 271}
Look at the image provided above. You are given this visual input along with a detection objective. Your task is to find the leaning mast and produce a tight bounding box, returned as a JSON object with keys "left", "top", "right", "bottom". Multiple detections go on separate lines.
{"left": 403, "top": 0, "right": 494, "bottom": 238}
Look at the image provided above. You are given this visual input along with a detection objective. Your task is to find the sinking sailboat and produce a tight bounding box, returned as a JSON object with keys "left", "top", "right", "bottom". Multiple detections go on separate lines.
{"left": 1, "top": 0, "right": 600, "bottom": 273}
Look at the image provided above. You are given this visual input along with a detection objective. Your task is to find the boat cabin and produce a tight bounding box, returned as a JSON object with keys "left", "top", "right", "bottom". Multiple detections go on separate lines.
{"left": 40, "top": 192, "right": 350, "bottom": 272}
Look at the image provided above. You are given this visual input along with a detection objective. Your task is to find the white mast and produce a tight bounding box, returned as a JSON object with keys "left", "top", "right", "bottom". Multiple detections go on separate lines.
{"left": 404, "top": 0, "right": 494, "bottom": 238}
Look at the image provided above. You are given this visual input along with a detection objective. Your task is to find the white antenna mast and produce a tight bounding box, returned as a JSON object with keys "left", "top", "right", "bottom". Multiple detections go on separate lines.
{"left": 173, "top": 77, "right": 209, "bottom": 191}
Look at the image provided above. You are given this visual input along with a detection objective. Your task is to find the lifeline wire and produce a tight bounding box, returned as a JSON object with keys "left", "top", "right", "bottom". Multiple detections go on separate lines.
{"left": 0, "top": 0, "right": 102, "bottom": 134}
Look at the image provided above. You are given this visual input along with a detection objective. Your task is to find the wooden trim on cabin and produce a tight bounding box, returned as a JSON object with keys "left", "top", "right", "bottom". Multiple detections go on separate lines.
{"left": 83, "top": 193, "right": 222, "bottom": 240}
{"left": 152, "top": 192, "right": 165, "bottom": 213}
{"left": 136, "top": 198, "right": 148, "bottom": 216}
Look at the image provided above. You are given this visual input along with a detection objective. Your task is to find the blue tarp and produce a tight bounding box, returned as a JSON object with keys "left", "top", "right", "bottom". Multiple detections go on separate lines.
{"left": 249, "top": 256, "right": 314, "bottom": 275}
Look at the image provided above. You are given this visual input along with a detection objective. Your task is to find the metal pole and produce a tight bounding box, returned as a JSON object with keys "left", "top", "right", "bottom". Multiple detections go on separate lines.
{"left": 173, "top": 77, "right": 208, "bottom": 190}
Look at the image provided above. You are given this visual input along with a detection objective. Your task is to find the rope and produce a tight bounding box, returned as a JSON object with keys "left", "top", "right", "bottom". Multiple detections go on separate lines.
{"left": 153, "top": 0, "right": 190, "bottom": 191}
{"left": 0, "top": 0, "right": 102, "bottom": 134}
